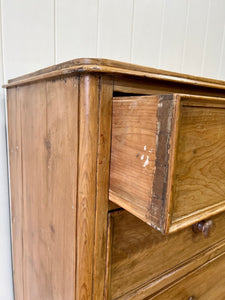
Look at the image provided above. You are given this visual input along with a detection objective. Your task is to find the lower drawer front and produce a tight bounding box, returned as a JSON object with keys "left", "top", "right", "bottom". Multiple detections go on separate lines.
{"left": 108, "top": 210, "right": 225, "bottom": 299}
{"left": 150, "top": 251, "right": 225, "bottom": 300}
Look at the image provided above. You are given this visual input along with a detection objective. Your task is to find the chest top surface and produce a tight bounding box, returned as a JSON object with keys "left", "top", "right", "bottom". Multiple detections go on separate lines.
{"left": 4, "top": 58, "right": 225, "bottom": 91}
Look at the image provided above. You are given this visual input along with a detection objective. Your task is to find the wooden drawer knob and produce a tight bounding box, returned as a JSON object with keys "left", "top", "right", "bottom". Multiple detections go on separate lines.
{"left": 192, "top": 220, "right": 213, "bottom": 237}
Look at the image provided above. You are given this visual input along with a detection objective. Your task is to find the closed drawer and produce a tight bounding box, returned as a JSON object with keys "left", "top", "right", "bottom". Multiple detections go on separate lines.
{"left": 106, "top": 210, "right": 225, "bottom": 300}
{"left": 109, "top": 94, "right": 225, "bottom": 234}
{"left": 150, "top": 251, "right": 225, "bottom": 300}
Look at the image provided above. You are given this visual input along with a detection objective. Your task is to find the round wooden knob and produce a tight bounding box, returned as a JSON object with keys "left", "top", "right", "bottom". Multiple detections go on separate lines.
{"left": 192, "top": 220, "right": 213, "bottom": 237}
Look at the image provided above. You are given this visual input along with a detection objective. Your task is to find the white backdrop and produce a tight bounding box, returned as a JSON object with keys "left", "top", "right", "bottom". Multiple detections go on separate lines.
{"left": 1, "top": 0, "right": 225, "bottom": 299}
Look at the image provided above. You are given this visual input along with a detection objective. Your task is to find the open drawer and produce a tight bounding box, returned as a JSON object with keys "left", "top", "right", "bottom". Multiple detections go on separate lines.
{"left": 109, "top": 94, "right": 225, "bottom": 234}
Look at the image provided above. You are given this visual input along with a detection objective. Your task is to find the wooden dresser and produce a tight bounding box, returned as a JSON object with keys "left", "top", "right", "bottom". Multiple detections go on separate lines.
{"left": 5, "top": 59, "right": 225, "bottom": 300}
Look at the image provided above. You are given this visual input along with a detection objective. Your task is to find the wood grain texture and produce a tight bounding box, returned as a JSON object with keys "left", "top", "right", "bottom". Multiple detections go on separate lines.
{"left": 6, "top": 58, "right": 225, "bottom": 91}
{"left": 45, "top": 78, "right": 78, "bottom": 300}
{"left": 113, "top": 76, "right": 225, "bottom": 98}
{"left": 8, "top": 77, "right": 78, "bottom": 300}
{"left": 8, "top": 72, "right": 114, "bottom": 300}
{"left": 110, "top": 95, "right": 159, "bottom": 225}
{"left": 120, "top": 240, "right": 225, "bottom": 300}
{"left": 7, "top": 60, "right": 225, "bottom": 300}
{"left": 171, "top": 95, "right": 225, "bottom": 229}
{"left": 93, "top": 76, "right": 113, "bottom": 299}
{"left": 76, "top": 74, "right": 113, "bottom": 300}
{"left": 76, "top": 75, "right": 99, "bottom": 300}
{"left": 150, "top": 251, "right": 225, "bottom": 300}
{"left": 107, "top": 210, "right": 225, "bottom": 299}
{"left": 109, "top": 95, "right": 178, "bottom": 232}
{"left": 20, "top": 82, "right": 48, "bottom": 299}
{"left": 110, "top": 93, "right": 225, "bottom": 234}
{"left": 7, "top": 87, "right": 24, "bottom": 300}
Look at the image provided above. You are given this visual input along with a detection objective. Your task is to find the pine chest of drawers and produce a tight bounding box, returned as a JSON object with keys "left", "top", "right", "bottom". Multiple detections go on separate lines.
{"left": 5, "top": 59, "right": 225, "bottom": 300}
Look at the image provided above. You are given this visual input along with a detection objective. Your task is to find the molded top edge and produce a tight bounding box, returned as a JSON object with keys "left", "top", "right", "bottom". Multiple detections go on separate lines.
{"left": 4, "top": 58, "right": 225, "bottom": 90}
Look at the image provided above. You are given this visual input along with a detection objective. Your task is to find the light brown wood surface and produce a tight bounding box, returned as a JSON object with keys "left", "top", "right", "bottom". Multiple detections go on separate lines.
{"left": 7, "top": 59, "right": 225, "bottom": 300}
{"left": 109, "top": 94, "right": 178, "bottom": 233}
{"left": 107, "top": 210, "right": 225, "bottom": 299}
{"left": 76, "top": 75, "right": 99, "bottom": 300}
{"left": 110, "top": 96, "right": 160, "bottom": 227}
{"left": 110, "top": 94, "right": 225, "bottom": 234}
{"left": 150, "top": 251, "right": 225, "bottom": 300}
{"left": 7, "top": 87, "right": 24, "bottom": 300}
{"left": 8, "top": 78, "right": 78, "bottom": 300}
{"left": 91, "top": 76, "right": 113, "bottom": 299}
{"left": 6, "top": 58, "right": 225, "bottom": 92}
{"left": 120, "top": 240, "right": 225, "bottom": 300}
{"left": 114, "top": 76, "right": 225, "bottom": 98}
{"left": 76, "top": 75, "right": 113, "bottom": 300}
{"left": 172, "top": 96, "right": 225, "bottom": 227}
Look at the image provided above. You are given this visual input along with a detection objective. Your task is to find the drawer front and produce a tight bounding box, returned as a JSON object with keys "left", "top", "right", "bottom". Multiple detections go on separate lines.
{"left": 109, "top": 94, "right": 225, "bottom": 234}
{"left": 150, "top": 251, "right": 225, "bottom": 300}
{"left": 107, "top": 210, "right": 225, "bottom": 300}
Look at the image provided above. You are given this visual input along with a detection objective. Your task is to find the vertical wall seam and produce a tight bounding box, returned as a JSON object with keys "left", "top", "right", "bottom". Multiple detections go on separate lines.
{"left": 158, "top": 0, "right": 166, "bottom": 68}
{"left": 0, "top": 0, "right": 5, "bottom": 83}
{"left": 53, "top": 0, "right": 57, "bottom": 64}
{"left": 129, "top": 0, "right": 135, "bottom": 63}
{"left": 217, "top": 14, "right": 225, "bottom": 79}
{"left": 200, "top": 0, "right": 211, "bottom": 77}
{"left": 181, "top": 1, "right": 190, "bottom": 73}
{"left": 96, "top": 0, "right": 101, "bottom": 58}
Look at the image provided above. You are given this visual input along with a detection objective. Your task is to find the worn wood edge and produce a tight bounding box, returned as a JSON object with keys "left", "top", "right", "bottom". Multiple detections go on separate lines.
{"left": 116, "top": 239, "right": 225, "bottom": 300}
{"left": 170, "top": 201, "right": 225, "bottom": 233}
{"left": 149, "top": 94, "right": 179, "bottom": 233}
{"left": 5, "top": 61, "right": 225, "bottom": 91}
{"left": 8, "top": 57, "right": 224, "bottom": 84}
{"left": 104, "top": 213, "right": 113, "bottom": 300}
{"left": 7, "top": 87, "right": 24, "bottom": 299}
{"left": 76, "top": 74, "right": 100, "bottom": 300}
{"left": 92, "top": 76, "right": 113, "bottom": 300}
{"left": 114, "top": 77, "right": 225, "bottom": 99}
{"left": 7, "top": 57, "right": 225, "bottom": 87}
{"left": 162, "top": 95, "right": 181, "bottom": 233}
{"left": 108, "top": 191, "right": 159, "bottom": 229}
{"left": 110, "top": 95, "right": 179, "bottom": 234}
{"left": 178, "top": 93, "right": 225, "bottom": 102}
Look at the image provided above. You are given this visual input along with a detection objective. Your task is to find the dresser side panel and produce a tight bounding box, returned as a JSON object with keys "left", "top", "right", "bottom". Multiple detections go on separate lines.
{"left": 8, "top": 77, "right": 78, "bottom": 300}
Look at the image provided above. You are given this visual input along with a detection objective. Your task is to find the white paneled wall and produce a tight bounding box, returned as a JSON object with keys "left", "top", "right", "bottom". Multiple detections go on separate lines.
{"left": 2, "top": 0, "right": 55, "bottom": 80}
{"left": 98, "top": 0, "right": 133, "bottom": 61}
{"left": 0, "top": 1, "right": 13, "bottom": 298}
{"left": 55, "top": 0, "right": 99, "bottom": 63}
{"left": 2, "top": 0, "right": 225, "bottom": 81}
{"left": 1, "top": 0, "right": 225, "bottom": 298}
{"left": 159, "top": 0, "right": 188, "bottom": 72}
